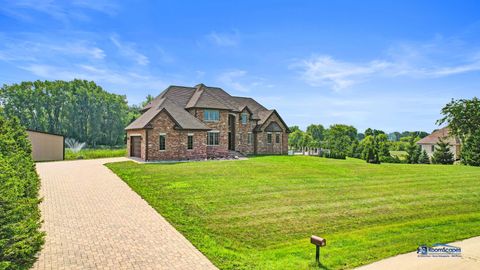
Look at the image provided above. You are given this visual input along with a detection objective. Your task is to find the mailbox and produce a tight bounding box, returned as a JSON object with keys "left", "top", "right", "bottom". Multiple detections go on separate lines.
{"left": 310, "top": 235, "right": 326, "bottom": 264}
{"left": 311, "top": 235, "right": 326, "bottom": 247}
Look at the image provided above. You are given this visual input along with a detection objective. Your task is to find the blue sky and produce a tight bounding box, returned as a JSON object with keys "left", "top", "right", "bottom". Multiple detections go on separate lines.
{"left": 1, "top": 0, "right": 480, "bottom": 132}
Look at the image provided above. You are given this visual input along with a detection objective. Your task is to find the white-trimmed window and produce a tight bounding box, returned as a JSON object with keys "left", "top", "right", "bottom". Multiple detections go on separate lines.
{"left": 207, "top": 131, "right": 220, "bottom": 145}
{"left": 248, "top": 132, "right": 253, "bottom": 145}
{"left": 159, "top": 133, "right": 166, "bottom": 150}
{"left": 187, "top": 133, "right": 194, "bottom": 150}
{"left": 204, "top": 109, "right": 220, "bottom": 121}
{"left": 241, "top": 112, "right": 248, "bottom": 124}
{"left": 267, "top": 132, "right": 272, "bottom": 144}
{"left": 275, "top": 133, "right": 280, "bottom": 143}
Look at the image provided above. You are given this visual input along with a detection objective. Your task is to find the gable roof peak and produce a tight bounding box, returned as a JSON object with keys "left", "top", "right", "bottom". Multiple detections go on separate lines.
{"left": 194, "top": 83, "right": 206, "bottom": 89}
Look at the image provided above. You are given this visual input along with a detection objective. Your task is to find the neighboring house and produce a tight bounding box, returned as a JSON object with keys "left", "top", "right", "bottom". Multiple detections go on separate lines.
{"left": 417, "top": 127, "right": 461, "bottom": 160}
{"left": 125, "top": 84, "right": 290, "bottom": 161}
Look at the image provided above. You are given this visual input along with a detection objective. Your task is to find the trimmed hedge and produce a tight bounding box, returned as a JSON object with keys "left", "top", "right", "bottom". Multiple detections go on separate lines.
{"left": 320, "top": 151, "right": 346, "bottom": 159}
{"left": 0, "top": 113, "right": 44, "bottom": 269}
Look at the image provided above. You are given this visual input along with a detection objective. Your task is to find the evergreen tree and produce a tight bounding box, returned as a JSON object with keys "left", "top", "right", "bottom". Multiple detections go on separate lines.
{"left": 418, "top": 149, "right": 430, "bottom": 164}
{"left": 406, "top": 136, "right": 420, "bottom": 163}
{"left": 432, "top": 139, "right": 455, "bottom": 164}
{"left": 461, "top": 131, "right": 480, "bottom": 166}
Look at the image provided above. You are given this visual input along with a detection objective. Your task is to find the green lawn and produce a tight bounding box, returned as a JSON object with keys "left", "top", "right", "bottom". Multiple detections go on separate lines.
{"left": 65, "top": 148, "right": 126, "bottom": 160}
{"left": 106, "top": 156, "right": 480, "bottom": 269}
{"left": 389, "top": 150, "right": 408, "bottom": 160}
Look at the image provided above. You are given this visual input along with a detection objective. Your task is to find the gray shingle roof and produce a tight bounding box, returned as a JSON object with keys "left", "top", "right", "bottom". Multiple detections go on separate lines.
{"left": 127, "top": 84, "right": 287, "bottom": 132}
{"left": 126, "top": 97, "right": 210, "bottom": 130}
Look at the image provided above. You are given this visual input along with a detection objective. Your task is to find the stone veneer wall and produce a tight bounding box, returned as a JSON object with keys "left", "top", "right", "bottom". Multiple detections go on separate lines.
{"left": 234, "top": 109, "right": 255, "bottom": 155}
{"left": 126, "top": 129, "right": 147, "bottom": 160}
{"left": 256, "top": 113, "right": 288, "bottom": 155}
{"left": 127, "top": 108, "right": 289, "bottom": 160}
{"left": 195, "top": 109, "right": 230, "bottom": 158}
{"left": 146, "top": 111, "right": 207, "bottom": 161}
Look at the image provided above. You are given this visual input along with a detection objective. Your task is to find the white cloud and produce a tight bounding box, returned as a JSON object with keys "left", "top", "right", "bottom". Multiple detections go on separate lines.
{"left": 0, "top": 38, "right": 105, "bottom": 61}
{"left": 20, "top": 63, "right": 167, "bottom": 91}
{"left": 110, "top": 34, "right": 149, "bottom": 66}
{"left": 206, "top": 31, "right": 240, "bottom": 47}
{"left": 217, "top": 70, "right": 249, "bottom": 92}
{"left": 216, "top": 70, "right": 274, "bottom": 93}
{"left": 294, "top": 38, "right": 480, "bottom": 90}
{"left": 297, "top": 56, "right": 391, "bottom": 90}
{"left": 0, "top": 0, "right": 119, "bottom": 22}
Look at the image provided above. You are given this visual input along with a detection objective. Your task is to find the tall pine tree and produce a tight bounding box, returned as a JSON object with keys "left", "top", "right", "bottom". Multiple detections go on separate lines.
{"left": 418, "top": 149, "right": 430, "bottom": 164}
{"left": 432, "top": 139, "right": 455, "bottom": 164}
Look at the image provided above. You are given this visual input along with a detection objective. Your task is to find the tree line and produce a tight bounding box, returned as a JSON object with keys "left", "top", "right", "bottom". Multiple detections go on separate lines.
{"left": 289, "top": 97, "right": 480, "bottom": 166}
{"left": 288, "top": 124, "right": 428, "bottom": 162}
{"left": 0, "top": 80, "right": 139, "bottom": 147}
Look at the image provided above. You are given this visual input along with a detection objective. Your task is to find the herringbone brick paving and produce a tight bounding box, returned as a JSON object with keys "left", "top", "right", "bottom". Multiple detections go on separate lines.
{"left": 31, "top": 158, "right": 217, "bottom": 270}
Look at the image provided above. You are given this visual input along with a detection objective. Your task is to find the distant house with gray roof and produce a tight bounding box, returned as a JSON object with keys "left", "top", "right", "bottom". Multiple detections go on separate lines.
{"left": 125, "top": 84, "right": 290, "bottom": 161}
{"left": 417, "top": 127, "right": 461, "bottom": 160}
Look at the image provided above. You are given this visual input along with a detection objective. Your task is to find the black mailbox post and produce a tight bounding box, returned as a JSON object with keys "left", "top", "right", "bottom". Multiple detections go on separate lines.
{"left": 310, "top": 235, "right": 326, "bottom": 263}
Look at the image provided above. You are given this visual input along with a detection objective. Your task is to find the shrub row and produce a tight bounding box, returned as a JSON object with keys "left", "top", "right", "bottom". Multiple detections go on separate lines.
{"left": 0, "top": 113, "right": 44, "bottom": 269}
{"left": 320, "top": 151, "right": 346, "bottom": 160}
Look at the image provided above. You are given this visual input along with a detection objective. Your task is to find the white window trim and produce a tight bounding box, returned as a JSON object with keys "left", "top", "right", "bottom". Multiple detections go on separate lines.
{"left": 248, "top": 132, "right": 253, "bottom": 145}
{"left": 275, "top": 132, "right": 281, "bottom": 144}
{"left": 267, "top": 132, "right": 272, "bottom": 144}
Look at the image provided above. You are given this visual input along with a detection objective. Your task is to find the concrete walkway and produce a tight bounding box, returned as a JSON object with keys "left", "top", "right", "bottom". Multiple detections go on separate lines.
{"left": 356, "top": 236, "right": 480, "bottom": 270}
{"left": 32, "top": 158, "right": 217, "bottom": 270}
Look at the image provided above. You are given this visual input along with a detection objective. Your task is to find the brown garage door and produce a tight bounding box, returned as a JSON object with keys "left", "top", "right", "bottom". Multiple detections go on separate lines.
{"left": 130, "top": 136, "right": 141, "bottom": 158}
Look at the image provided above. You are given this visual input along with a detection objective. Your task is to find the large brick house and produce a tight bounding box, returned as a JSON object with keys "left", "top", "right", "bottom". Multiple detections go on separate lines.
{"left": 125, "top": 84, "right": 290, "bottom": 161}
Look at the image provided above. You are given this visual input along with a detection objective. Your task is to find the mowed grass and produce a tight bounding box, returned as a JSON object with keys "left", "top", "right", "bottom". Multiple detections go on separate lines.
{"left": 106, "top": 156, "right": 480, "bottom": 269}
{"left": 390, "top": 150, "right": 408, "bottom": 160}
{"left": 65, "top": 148, "right": 126, "bottom": 160}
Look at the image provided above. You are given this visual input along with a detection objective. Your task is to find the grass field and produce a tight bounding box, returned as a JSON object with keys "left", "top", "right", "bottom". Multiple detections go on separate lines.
{"left": 389, "top": 150, "right": 408, "bottom": 160}
{"left": 65, "top": 148, "right": 126, "bottom": 160}
{"left": 106, "top": 156, "right": 480, "bottom": 269}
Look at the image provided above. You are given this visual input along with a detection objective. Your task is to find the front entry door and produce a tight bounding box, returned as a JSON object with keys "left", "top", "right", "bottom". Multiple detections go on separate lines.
{"left": 130, "top": 136, "right": 141, "bottom": 157}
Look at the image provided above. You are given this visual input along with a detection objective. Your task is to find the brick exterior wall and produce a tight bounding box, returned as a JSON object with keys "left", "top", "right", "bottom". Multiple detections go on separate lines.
{"left": 146, "top": 111, "right": 207, "bottom": 161}
{"left": 126, "top": 129, "right": 147, "bottom": 160}
{"left": 255, "top": 113, "right": 288, "bottom": 155}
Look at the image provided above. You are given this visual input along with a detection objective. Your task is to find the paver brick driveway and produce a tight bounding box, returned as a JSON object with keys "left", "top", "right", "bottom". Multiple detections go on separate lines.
{"left": 32, "top": 158, "right": 217, "bottom": 270}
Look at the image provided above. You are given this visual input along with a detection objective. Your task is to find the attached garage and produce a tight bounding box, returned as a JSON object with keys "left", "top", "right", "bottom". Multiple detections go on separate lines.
{"left": 26, "top": 130, "right": 65, "bottom": 162}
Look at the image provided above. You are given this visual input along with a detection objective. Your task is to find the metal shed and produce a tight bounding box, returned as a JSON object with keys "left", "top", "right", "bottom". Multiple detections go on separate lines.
{"left": 26, "top": 130, "right": 65, "bottom": 161}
